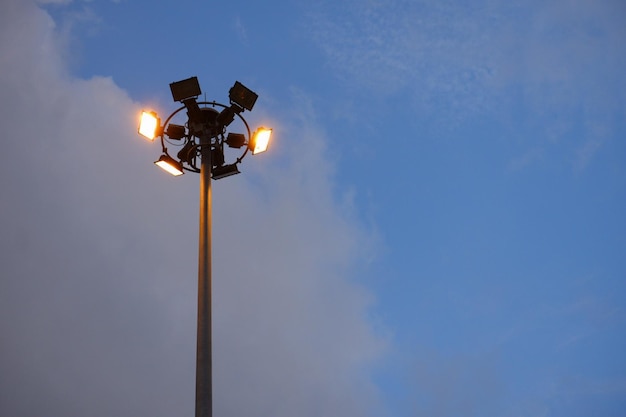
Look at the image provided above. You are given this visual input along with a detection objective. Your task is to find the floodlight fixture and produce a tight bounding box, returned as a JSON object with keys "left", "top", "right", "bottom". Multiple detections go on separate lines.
{"left": 211, "top": 146, "right": 225, "bottom": 168}
{"left": 177, "top": 141, "right": 197, "bottom": 165}
{"left": 229, "top": 81, "right": 258, "bottom": 111}
{"left": 212, "top": 164, "right": 240, "bottom": 180}
{"left": 166, "top": 124, "right": 186, "bottom": 140}
{"left": 225, "top": 132, "right": 246, "bottom": 149}
{"left": 249, "top": 127, "right": 272, "bottom": 154}
{"left": 170, "top": 76, "right": 201, "bottom": 102}
{"left": 154, "top": 154, "right": 184, "bottom": 176}
{"left": 138, "top": 111, "right": 160, "bottom": 141}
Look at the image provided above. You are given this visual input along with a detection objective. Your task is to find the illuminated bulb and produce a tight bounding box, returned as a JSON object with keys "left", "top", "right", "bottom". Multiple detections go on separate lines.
{"left": 154, "top": 155, "right": 184, "bottom": 176}
{"left": 138, "top": 111, "right": 160, "bottom": 141}
{"left": 250, "top": 127, "right": 272, "bottom": 154}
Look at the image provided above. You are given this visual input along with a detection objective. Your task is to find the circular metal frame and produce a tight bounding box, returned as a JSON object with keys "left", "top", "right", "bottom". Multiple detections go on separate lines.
{"left": 158, "top": 101, "right": 253, "bottom": 173}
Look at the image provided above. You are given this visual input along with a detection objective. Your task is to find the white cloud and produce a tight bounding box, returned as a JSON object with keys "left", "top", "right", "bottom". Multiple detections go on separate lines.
{"left": 310, "top": 0, "right": 626, "bottom": 105}
{"left": 308, "top": 1, "right": 505, "bottom": 112}
{"left": 0, "top": 1, "right": 386, "bottom": 416}
{"left": 308, "top": 0, "right": 626, "bottom": 164}
{"left": 234, "top": 15, "right": 248, "bottom": 45}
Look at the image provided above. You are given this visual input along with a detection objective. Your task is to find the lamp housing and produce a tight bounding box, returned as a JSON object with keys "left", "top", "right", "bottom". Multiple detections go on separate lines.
{"left": 138, "top": 111, "right": 160, "bottom": 141}
{"left": 177, "top": 141, "right": 197, "bottom": 165}
{"left": 166, "top": 124, "right": 186, "bottom": 140}
{"left": 170, "top": 77, "right": 201, "bottom": 102}
{"left": 225, "top": 133, "right": 246, "bottom": 149}
{"left": 212, "top": 164, "right": 240, "bottom": 180}
{"left": 229, "top": 81, "right": 258, "bottom": 111}
{"left": 154, "top": 154, "right": 184, "bottom": 176}
{"left": 249, "top": 127, "right": 272, "bottom": 154}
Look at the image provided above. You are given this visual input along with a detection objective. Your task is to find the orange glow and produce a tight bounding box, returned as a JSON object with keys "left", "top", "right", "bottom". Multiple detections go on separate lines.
{"left": 251, "top": 127, "right": 272, "bottom": 154}
{"left": 155, "top": 157, "right": 184, "bottom": 176}
{"left": 138, "top": 111, "right": 159, "bottom": 140}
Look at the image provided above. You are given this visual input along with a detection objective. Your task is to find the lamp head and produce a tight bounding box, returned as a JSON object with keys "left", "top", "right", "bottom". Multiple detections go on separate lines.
{"left": 170, "top": 77, "right": 201, "bottom": 102}
{"left": 212, "top": 164, "right": 240, "bottom": 180}
{"left": 229, "top": 81, "right": 258, "bottom": 111}
{"left": 177, "top": 141, "right": 197, "bottom": 165}
{"left": 154, "top": 154, "right": 184, "bottom": 176}
{"left": 225, "top": 132, "right": 246, "bottom": 149}
{"left": 138, "top": 111, "right": 160, "bottom": 141}
{"left": 166, "top": 124, "right": 186, "bottom": 140}
{"left": 249, "top": 127, "right": 272, "bottom": 154}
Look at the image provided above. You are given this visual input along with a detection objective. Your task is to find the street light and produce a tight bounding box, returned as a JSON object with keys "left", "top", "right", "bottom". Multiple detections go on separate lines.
{"left": 137, "top": 77, "right": 272, "bottom": 417}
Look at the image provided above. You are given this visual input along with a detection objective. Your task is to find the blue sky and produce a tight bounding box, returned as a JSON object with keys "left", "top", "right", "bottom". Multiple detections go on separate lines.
{"left": 1, "top": 0, "right": 625, "bottom": 416}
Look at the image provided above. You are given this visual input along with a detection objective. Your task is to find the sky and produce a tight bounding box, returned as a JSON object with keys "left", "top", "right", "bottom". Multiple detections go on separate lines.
{"left": 0, "top": 0, "right": 624, "bottom": 416}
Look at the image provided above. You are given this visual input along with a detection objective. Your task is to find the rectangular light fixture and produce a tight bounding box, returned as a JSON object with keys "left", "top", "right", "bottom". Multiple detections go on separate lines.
{"left": 166, "top": 124, "right": 186, "bottom": 140}
{"left": 212, "top": 164, "right": 240, "bottom": 180}
{"left": 225, "top": 132, "right": 246, "bottom": 148}
{"left": 170, "top": 77, "right": 201, "bottom": 102}
{"left": 138, "top": 111, "right": 160, "bottom": 141}
{"left": 229, "top": 81, "right": 258, "bottom": 111}
{"left": 249, "top": 127, "right": 272, "bottom": 154}
{"left": 154, "top": 155, "right": 184, "bottom": 176}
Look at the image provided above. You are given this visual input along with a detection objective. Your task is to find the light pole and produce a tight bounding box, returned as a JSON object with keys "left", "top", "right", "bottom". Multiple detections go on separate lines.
{"left": 137, "top": 77, "right": 272, "bottom": 417}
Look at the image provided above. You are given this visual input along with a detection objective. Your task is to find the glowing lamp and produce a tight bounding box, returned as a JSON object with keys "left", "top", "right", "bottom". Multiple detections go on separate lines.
{"left": 154, "top": 154, "right": 184, "bottom": 176}
{"left": 249, "top": 127, "right": 272, "bottom": 154}
{"left": 139, "top": 111, "right": 160, "bottom": 141}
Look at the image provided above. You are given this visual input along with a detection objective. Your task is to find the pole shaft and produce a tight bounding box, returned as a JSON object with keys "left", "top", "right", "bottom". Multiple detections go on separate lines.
{"left": 196, "top": 136, "right": 212, "bottom": 417}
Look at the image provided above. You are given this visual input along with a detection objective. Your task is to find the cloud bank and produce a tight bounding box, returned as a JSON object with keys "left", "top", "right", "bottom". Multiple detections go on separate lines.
{"left": 0, "top": 1, "right": 385, "bottom": 416}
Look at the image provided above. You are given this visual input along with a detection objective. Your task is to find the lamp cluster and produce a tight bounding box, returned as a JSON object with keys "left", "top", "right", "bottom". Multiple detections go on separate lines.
{"left": 138, "top": 77, "right": 271, "bottom": 178}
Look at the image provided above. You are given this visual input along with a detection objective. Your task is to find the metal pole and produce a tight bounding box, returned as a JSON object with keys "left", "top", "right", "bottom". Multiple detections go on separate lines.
{"left": 196, "top": 136, "right": 212, "bottom": 417}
